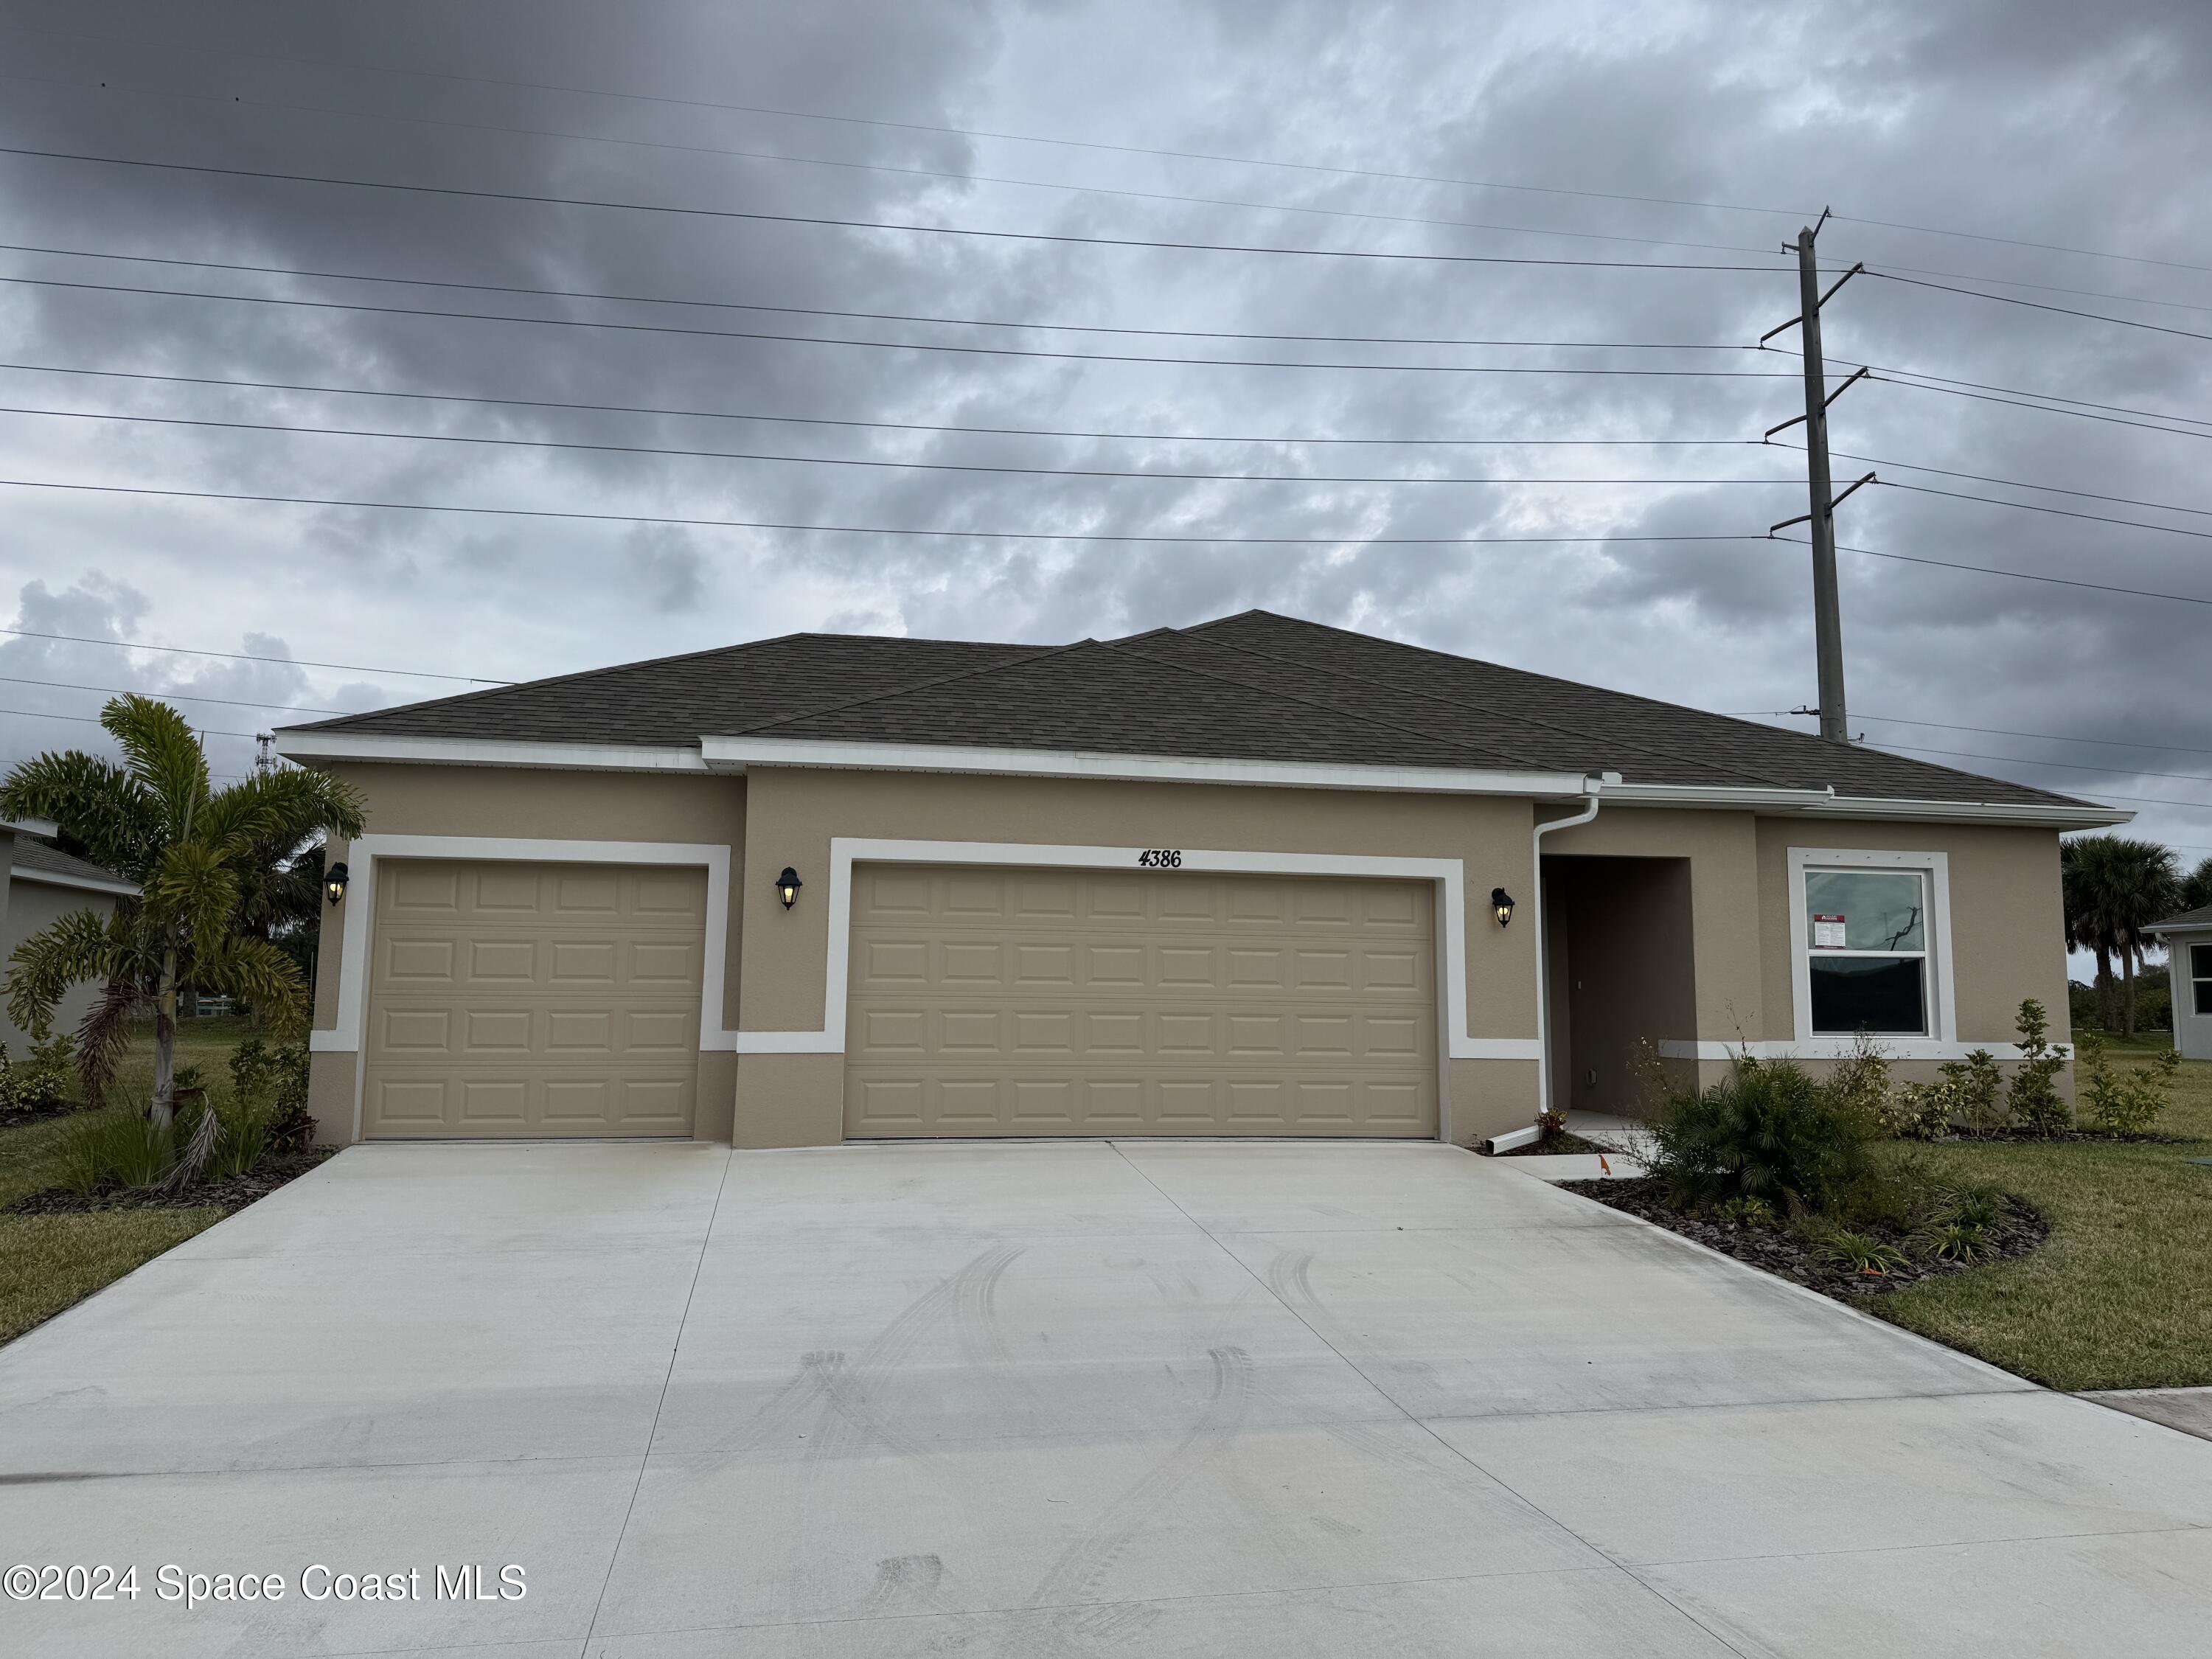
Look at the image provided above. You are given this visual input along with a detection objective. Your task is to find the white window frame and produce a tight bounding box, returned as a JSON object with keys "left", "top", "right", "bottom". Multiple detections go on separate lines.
{"left": 1787, "top": 846, "right": 1958, "bottom": 1056}
{"left": 2191, "top": 942, "right": 2212, "bottom": 1019}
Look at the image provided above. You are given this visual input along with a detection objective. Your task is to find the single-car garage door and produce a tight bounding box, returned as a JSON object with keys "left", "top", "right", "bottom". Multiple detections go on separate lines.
{"left": 361, "top": 859, "right": 708, "bottom": 1138}
{"left": 845, "top": 864, "right": 1437, "bottom": 1137}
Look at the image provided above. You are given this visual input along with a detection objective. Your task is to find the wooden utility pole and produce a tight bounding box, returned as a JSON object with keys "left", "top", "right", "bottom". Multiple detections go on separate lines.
{"left": 1763, "top": 209, "right": 1873, "bottom": 744}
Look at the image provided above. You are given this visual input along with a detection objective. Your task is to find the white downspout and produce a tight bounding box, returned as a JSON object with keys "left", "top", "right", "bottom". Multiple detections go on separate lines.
{"left": 1529, "top": 779, "right": 1604, "bottom": 1125}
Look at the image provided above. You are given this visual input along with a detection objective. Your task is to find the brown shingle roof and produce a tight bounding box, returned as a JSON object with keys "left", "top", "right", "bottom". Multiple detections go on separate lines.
{"left": 285, "top": 611, "right": 2098, "bottom": 810}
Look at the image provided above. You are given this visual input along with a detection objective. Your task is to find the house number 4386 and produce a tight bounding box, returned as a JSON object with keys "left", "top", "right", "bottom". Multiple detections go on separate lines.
{"left": 1135, "top": 849, "right": 1184, "bottom": 869}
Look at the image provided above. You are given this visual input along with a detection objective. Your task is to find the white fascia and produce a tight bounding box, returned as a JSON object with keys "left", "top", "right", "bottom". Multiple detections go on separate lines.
{"left": 1600, "top": 780, "right": 2126, "bottom": 830}
{"left": 10, "top": 867, "right": 139, "bottom": 899}
{"left": 703, "top": 735, "right": 1591, "bottom": 798}
{"left": 272, "top": 729, "right": 708, "bottom": 772}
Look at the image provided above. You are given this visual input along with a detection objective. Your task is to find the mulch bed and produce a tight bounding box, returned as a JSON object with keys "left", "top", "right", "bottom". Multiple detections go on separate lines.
{"left": 6, "top": 1149, "right": 336, "bottom": 1217}
{"left": 1556, "top": 1175, "right": 2049, "bottom": 1299}
{"left": 1497, "top": 1129, "right": 1615, "bottom": 1157}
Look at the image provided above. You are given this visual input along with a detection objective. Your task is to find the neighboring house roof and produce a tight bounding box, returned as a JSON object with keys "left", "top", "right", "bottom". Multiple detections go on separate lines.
{"left": 2149, "top": 904, "right": 2212, "bottom": 932}
{"left": 280, "top": 609, "right": 2112, "bottom": 818}
{"left": 8, "top": 835, "right": 139, "bottom": 897}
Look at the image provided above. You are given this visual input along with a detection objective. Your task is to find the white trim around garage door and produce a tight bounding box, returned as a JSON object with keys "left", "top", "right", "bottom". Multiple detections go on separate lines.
{"left": 310, "top": 836, "right": 737, "bottom": 1104}
{"left": 734, "top": 838, "right": 1541, "bottom": 1144}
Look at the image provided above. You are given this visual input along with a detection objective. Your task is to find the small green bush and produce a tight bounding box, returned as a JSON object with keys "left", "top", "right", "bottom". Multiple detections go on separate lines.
{"left": 55, "top": 1111, "right": 172, "bottom": 1196}
{"left": 0, "top": 1032, "right": 77, "bottom": 1113}
{"left": 1910, "top": 1220, "right": 1996, "bottom": 1264}
{"left": 1896, "top": 1048, "right": 2004, "bottom": 1135}
{"left": 1714, "top": 1194, "right": 1778, "bottom": 1227}
{"left": 2075, "top": 1031, "right": 2179, "bottom": 1134}
{"left": 230, "top": 1038, "right": 314, "bottom": 1150}
{"left": 1647, "top": 1057, "right": 1874, "bottom": 1216}
{"left": 2006, "top": 999, "right": 2073, "bottom": 1134}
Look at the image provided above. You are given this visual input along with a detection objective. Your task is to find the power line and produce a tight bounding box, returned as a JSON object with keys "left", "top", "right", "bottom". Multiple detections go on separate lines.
{"left": 0, "top": 623, "right": 509, "bottom": 683}
{"left": 0, "top": 74, "right": 1791, "bottom": 266}
{"left": 4, "top": 274, "right": 1804, "bottom": 377}
{"left": 0, "top": 403, "right": 1798, "bottom": 488}
{"left": 23, "top": 23, "right": 2201, "bottom": 278}
{"left": 1762, "top": 344, "right": 2212, "bottom": 434}
{"left": 1870, "top": 269, "right": 2212, "bottom": 346}
{"left": 0, "top": 703, "right": 258, "bottom": 739}
{"left": 14, "top": 80, "right": 2205, "bottom": 319}
{"left": 1854, "top": 754, "right": 2203, "bottom": 814}
{"left": 1865, "top": 740, "right": 2212, "bottom": 787}
{"left": 0, "top": 476, "right": 1780, "bottom": 545}
{"left": 0, "top": 361, "right": 1753, "bottom": 448}
{"left": 0, "top": 145, "right": 1784, "bottom": 272}
{"left": 1882, "top": 479, "right": 2212, "bottom": 541}
{"left": 1791, "top": 536, "right": 2212, "bottom": 609}
{"left": 1819, "top": 448, "right": 2212, "bottom": 520}
{"left": 0, "top": 672, "right": 348, "bottom": 714}
{"left": 1868, "top": 375, "right": 2212, "bottom": 444}
{"left": 0, "top": 240, "right": 1759, "bottom": 350}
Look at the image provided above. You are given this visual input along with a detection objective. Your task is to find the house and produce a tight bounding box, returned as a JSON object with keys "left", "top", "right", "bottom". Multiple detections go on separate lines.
{"left": 2147, "top": 905, "right": 2212, "bottom": 1060}
{"left": 272, "top": 611, "right": 2123, "bottom": 1149}
{"left": 0, "top": 818, "right": 140, "bottom": 1052}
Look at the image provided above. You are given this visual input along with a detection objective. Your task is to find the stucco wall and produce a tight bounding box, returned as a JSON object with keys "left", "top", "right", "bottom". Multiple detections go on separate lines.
{"left": 2161, "top": 928, "right": 2212, "bottom": 1061}
{"left": 731, "top": 765, "right": 1545, "bottom": 1148}
{"left": 1, "top": 876, "right": 122, "bottom": 1051}
{"left": 1548, "top": 855, "right": 1697, "bottom": 1116}
{"left": 307, "top": 763, "right": 746, "bottom": 1144}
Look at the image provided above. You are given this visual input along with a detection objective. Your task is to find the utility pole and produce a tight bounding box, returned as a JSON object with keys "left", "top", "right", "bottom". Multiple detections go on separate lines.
{"left": 1761, "top": 209, "right": 1874, "bottom": 745}
{"left": 255, "top": 731, "right": 275, "bottom": 774}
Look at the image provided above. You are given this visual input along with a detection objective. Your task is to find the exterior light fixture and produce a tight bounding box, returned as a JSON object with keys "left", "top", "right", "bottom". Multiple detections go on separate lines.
{"left": 1490, "top": 887, "right": 1515, "bottom": 928}
{"left": 775, "top": 866, "right": 804, "bottom": 910}
{"left": 324, "top": 861, "right": 350, "bottom": 905}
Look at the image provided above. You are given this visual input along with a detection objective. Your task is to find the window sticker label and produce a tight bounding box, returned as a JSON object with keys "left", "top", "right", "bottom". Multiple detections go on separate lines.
{"left": 1812, "top": 914, "right": 1847, "bottom": 949}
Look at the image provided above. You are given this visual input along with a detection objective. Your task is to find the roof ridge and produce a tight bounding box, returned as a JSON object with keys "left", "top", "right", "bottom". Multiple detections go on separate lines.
{"left": 725, "top": 635, "right": 1101, "bottom": 738}
{"left": 1187, "top": 617, "right": 1804, "bottom": 790}
{"left": 1101, "top": 633, "right": 1549, "bottom": 774}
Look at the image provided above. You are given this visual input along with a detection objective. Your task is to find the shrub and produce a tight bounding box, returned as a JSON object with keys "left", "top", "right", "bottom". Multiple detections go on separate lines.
{"left": 2006, "top": 999, "right": 2072, "bottom": 1135}
{"left": 1910, "top": 1220, "right": 1996, "bottom": 1263}
{"left": 230, "top": 1038, "right": 314, "bottom": 1150}
{"left": 1827, "top": 1032, "right": 1899, "bottom": 1133}
{"left": 1714, "top": 1194, "right": 1777, "bottom": 1228}
{"left": 2075, "top": 1031, "right": 2179, "bottom": 1134}
{"left": 0, "top": 1032, "right": 76, "bottom": 1113}
{"left": 55, "top": 1111, "right": 171, "bottom": 1196}
{"left": 1807, "top": 1224, "right": 1908, "bottom": 1276}
{"left": 1646, "top": 1057, "right": 1874, "bottom": 1216}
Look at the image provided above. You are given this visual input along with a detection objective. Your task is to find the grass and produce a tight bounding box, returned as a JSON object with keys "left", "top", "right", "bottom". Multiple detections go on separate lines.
{"left": 1866, "top": 1051, "right": 2212, "bottom": 1391}
{"left": 0, "top": 1016, "right": 251, "bottom": 1346}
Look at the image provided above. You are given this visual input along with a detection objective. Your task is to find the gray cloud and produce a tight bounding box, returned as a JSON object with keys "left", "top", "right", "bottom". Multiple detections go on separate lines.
{"left": 0, "top": 0, "right": 2208, "bottom": 868}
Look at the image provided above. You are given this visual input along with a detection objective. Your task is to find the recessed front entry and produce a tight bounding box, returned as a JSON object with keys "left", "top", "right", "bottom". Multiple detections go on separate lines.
{"left": 842, "top": 863, "right": 1438, "bottom": 1137}
{"left": 361, "top": 858, "right": 708, "bottom": 1138}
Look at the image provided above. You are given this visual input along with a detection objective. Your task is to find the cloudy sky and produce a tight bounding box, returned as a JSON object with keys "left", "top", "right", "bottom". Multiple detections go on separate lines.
{"left": 1, "top": 0, "right": 2208, "bottom": 871}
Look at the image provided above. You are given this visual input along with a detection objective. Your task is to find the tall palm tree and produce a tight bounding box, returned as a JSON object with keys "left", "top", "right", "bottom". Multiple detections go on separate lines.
{"left": 2062, "top": 837, "right": 2121, "bottom": 1030}
{"left": 2180, "top": 855, "right": 2212, "bottom": 916}
{"left": 0, "top": 696, "right": 365, "bottom": 1127}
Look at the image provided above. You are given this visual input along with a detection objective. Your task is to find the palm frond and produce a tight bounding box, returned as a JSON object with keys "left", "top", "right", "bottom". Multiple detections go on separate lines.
{"left": 195, "top": 932, "right": 310, "bottom": 1037}
{"left": 101, "top": 695, "right": 209, "bottom": 838}
{"left": 0, "top": 750, "right": 161, "bottom": 879}
{"left": 160, "top": 1098, "right": 224, "bottom": 1192}
{"left": 201, "top": 766, "right": 366, "bottom": 852}
{"left": 145, "top": 840, "right": 241, "bottom": 959}
{"left": 76, "top": 976, "right": 147, "bottom": 1106}
{"left": 5, "top": 906, "right": 135, "bottom": 1037}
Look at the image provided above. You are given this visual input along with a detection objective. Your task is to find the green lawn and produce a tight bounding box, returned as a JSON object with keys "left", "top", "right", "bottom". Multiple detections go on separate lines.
{"left": 0, "top": 1018, "right": 252, "bottom": 1346}
{"left": 1868, "top": 1050, "right": 2212, "bottom": 1391}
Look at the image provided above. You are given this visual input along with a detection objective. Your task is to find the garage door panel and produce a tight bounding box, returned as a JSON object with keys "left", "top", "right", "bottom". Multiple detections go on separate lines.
{"left": 364, "top": 860, "right": 705, "bottom": 1140}
{"left": 845, "top": 865, "right": 1436, "bottom": 1138}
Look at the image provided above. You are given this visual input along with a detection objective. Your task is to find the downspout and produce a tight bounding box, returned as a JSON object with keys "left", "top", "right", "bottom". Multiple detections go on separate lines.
{"left": 1528, "top": 779, "right": 1603, "bottom": 1127}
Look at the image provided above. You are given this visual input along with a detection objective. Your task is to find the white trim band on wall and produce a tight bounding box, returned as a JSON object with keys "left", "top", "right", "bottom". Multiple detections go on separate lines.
{"left": 1658, "top": 1038, "right": 2032, "bottom": 1062}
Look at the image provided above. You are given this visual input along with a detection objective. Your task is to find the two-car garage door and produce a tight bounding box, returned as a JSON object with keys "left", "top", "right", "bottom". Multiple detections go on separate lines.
{"left": 844, "top": 865, "right": 1439, "bottom": 1137}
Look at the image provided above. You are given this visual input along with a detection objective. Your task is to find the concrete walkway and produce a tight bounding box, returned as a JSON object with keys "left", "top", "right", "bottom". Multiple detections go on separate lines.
{"left": 3, "top": 1139, "right": 2210, "bottom": 1656}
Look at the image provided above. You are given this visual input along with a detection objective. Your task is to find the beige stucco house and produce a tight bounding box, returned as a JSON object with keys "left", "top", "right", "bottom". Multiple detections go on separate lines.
{"left": 274, "top": 612, "right": 2122, "bottom": 1150}
{"left": 0, "top": 818, "right": 140, "bottom": 1051}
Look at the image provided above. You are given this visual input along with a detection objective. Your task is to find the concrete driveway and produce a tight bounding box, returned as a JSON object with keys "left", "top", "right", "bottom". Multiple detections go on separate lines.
{"left": 4, "top": 1140, "right": 2211, "bottom": 1657}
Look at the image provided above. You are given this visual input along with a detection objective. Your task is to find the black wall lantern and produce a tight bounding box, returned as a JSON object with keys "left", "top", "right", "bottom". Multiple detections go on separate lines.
{"left": 1490, "top": 887, "right": 1515, "bottom": 928}
{"left": 324, "top": 861, "right": 350, "bottom": 905}
{"left": 774, "top": 866, "right": 804, "bottom": 909}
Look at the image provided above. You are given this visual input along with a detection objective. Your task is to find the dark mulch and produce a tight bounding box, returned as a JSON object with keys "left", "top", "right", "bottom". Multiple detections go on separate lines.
{"left": 1942, "top": 1127, "right": 2185, "bottom": 1145}
{"left": 1497, "top": 1129, "right": 1615, "bottom": 1157}
{"left": 0, "top": 1099, "right": 84, "bottom": 1132}
{"left": 1556, "top": 1176, "right": 2049, "bottom": 1299}
{"left": 6, "top": 1149, "right": 336, "bottom": 1217}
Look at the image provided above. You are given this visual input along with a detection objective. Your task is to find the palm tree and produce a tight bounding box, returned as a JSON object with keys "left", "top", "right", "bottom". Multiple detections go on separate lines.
{"left": 2062, "top": 837, "right": 2121, "bottom": 1030}
{"left": 2180, "top": 855, "right": 2212, "bottom": 916}
{"left": 0, "top": 696, "right": 365, "bottom": 1127}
